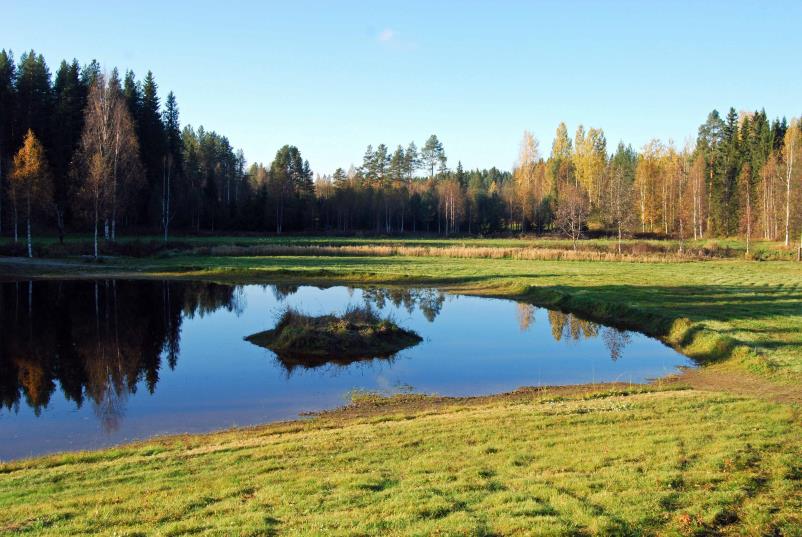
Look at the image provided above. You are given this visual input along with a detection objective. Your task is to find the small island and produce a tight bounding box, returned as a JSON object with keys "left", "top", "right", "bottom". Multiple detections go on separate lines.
{"left": 245, "top": 306, "right": 422, "bottom": 369}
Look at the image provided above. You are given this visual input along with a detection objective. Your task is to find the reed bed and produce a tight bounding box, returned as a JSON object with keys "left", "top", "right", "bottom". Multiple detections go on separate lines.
{"left": 190, "top": 243, "right": 715, "bottom": 263}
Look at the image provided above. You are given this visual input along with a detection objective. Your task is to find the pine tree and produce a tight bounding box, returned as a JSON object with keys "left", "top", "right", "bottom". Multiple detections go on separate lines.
{"left": 361, "top": 145, "right": 375, "bottom": 180}
{"left": 421, "top": 134, "right": 446, "bottom": 178}
{"left": 404, "top": 141, "right": 419, "bottom": 179}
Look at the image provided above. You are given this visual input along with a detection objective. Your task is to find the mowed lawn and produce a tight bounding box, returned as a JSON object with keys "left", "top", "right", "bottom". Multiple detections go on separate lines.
{"left": 1, "top": 387, "right": 800, "bottom": 536}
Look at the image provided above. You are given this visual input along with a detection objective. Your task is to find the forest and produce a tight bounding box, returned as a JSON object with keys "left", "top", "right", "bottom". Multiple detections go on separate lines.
{"left": 1, "top": 49, "right": 801, "bottom": 256}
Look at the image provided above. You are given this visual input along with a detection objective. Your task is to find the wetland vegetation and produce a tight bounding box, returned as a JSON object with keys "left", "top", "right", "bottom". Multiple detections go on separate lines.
{"left": 244, "top": 305, "right": 422, "bottom": 365}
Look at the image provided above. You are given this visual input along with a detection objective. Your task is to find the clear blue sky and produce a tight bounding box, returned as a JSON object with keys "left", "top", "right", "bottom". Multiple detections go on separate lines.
{"left": 5, "top": 1, "right": 802, "bottom": 174}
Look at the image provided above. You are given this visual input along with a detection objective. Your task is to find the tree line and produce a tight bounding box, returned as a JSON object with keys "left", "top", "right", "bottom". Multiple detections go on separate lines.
{"left": 313, "top": 110, "right": 801, "bottom": 253}
{"left": 1, "top": 49, "right": 801, "bottom": 257}
{"left": 0, "top": 49, "right": 249, "bottom": 256}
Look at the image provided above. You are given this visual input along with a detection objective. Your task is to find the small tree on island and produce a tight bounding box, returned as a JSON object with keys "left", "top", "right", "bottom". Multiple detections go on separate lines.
{"left": 10, "top": 130, "right": 52, "bottom": 258}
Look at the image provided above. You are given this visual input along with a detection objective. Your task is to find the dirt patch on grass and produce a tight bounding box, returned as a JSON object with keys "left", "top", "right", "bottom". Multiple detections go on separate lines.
{"left": 674, "top": 367, "right": 802, "bottom": 405}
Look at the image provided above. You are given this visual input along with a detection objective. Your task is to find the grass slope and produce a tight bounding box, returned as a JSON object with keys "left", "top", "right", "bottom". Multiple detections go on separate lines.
{"left": 1, "top": 386, "right": 799, "bottom": 536}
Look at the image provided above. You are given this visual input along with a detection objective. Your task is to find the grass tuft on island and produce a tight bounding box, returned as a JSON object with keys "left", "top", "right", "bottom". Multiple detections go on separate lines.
{"left": 245, "top": 305, "right": 422, "bottom": 366}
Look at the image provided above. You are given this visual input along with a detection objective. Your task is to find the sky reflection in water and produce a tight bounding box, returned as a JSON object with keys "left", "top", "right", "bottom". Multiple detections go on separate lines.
{"left": 0, "top": 280, "right": 692, "bottom": 459}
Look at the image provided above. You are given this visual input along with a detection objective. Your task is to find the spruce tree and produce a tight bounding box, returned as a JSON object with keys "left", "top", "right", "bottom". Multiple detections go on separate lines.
{"left": 696, "top": 110, "right": 725, "bottom": 234}
{"left": 51, "top": 59, "right": 86, "bottom": 240}
{"left": 0, "top": 50, "right": 16, "bottom": 235}
{"left": 718, "top": 108, "right": 741, "bottom": 235}
{"left": 123, "top": 70, "right": 141, "bottom": 122}
{"left": 14, "top": 50, "right": 53, "bottom": 152}
{"left": 138, "top": 71, "right": 166, "bottom": 225}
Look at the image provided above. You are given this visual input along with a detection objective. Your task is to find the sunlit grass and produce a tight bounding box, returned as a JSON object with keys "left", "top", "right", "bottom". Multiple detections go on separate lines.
{"left": 1, "top": 386, "right": 799, "bottom": 536}
{"left": 3, "top": 239, "right": 802, "bottom": 534}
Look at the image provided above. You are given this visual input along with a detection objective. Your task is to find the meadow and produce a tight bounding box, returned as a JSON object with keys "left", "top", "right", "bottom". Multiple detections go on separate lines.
{"left": 1, "top": 235, "right": 801, "bottom": 535}
{"left": 1, "top": 385, "right": 800, "bottom": 536}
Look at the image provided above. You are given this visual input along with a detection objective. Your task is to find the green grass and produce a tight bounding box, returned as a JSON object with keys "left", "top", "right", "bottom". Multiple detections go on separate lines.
{"left": 2, "top": 237, "right": 802, "bottom": 535}
{"left": 1, "top": 386, "right": 799, "bottom": 536}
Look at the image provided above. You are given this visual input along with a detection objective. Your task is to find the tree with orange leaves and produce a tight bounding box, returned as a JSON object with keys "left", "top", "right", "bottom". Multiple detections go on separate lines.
{"left": 10, "top": 129, "right": 52, "bottom": 257}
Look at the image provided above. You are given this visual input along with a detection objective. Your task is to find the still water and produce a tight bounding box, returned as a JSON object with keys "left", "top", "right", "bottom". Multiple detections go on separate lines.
{"left": 0, "top": 280, "right": 692, "bottom": 460}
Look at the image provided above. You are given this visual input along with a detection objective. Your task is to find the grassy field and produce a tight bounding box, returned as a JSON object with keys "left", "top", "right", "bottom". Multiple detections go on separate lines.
{"left": 1, "top": 385, "right": 800, "bottom": 536}
{"left": 1, "top": 236, "right": 802, "bottom": 535}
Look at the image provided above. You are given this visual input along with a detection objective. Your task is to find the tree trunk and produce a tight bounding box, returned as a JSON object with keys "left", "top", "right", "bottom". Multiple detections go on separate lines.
{"left": 746, "top": 192, "right": 751, "bottom": 255}
{"left": 163, "top": 157, "right": 171, "bottom": 242}
{"left": 13, "top": 200, "right": 18, "bottom": 243}
{"left": 26, "top": 197, "right": 32, "bottom": 258}
{"left": 0, "top": 159, "right": 3, "bottom": 236}
{"left": 56, "top": 205, "right": 65, "bottom": 244}
{"left": 94, "top": 197, "right": 99, "bottom": 258}
{"left": 785, "top": 142, "right": 793, "bottom": 246}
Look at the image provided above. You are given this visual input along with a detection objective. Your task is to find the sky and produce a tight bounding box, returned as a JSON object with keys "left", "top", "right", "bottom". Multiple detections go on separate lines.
{"left": 5, "top": 1, "right": 802, "bottom": 174}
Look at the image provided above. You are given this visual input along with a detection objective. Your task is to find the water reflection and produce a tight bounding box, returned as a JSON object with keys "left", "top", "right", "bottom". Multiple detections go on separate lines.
{"left": 2, "top": 281, "right": 645, "bottom": 434}
{"left": 545, "top": 310, "right": 632, "bottom": 362}
{"left": 361, "top": 287, "right": 445, "bottom": 322}
{"left": 0, "top": 280, "right": 238, "bottom": 431}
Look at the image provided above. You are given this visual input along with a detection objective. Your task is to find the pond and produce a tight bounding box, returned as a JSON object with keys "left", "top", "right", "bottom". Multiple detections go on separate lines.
{"left": 0, "top": 280, "right": 693, "bottom": 460}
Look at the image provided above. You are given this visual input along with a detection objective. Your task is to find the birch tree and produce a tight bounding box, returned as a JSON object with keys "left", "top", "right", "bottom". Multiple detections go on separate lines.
{"left": 513, "top": 130, "right": 541, "bottom": 231}
{"left": 690, "top": 154, "right": 707, "bottom": 239}
{"left": 574, "top": 126, "right": 606, "bottom": 209}
{"left": 635, "top": 140, "right": 665, "bottom": 233}
{"left": 738, "top": 163, "right": 754, "bottom": 253}
{"left": 75, "top": 74, "right": 142, "bottom": 257}
{"left": 554, "top": 181, "right": 589, "bottom": 249}
{"left": 10, "top": 130, "right": 52, "bottom": 257}
{"left": 783, "top": 119, "right": 801, "bottom": 246}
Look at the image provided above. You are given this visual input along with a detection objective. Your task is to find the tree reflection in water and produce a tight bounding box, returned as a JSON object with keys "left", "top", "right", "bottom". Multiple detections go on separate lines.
{"left": 360, "top": 287, "right": 445, "bottom": 322}
{"left": 0, "top": 280, "right": 238, "bottom": 431}
{"left": 0, "top": 282, "right": 636, "bottom": 430}
{"left": 545, "top": 309, "right": 632, "bottom": 361}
